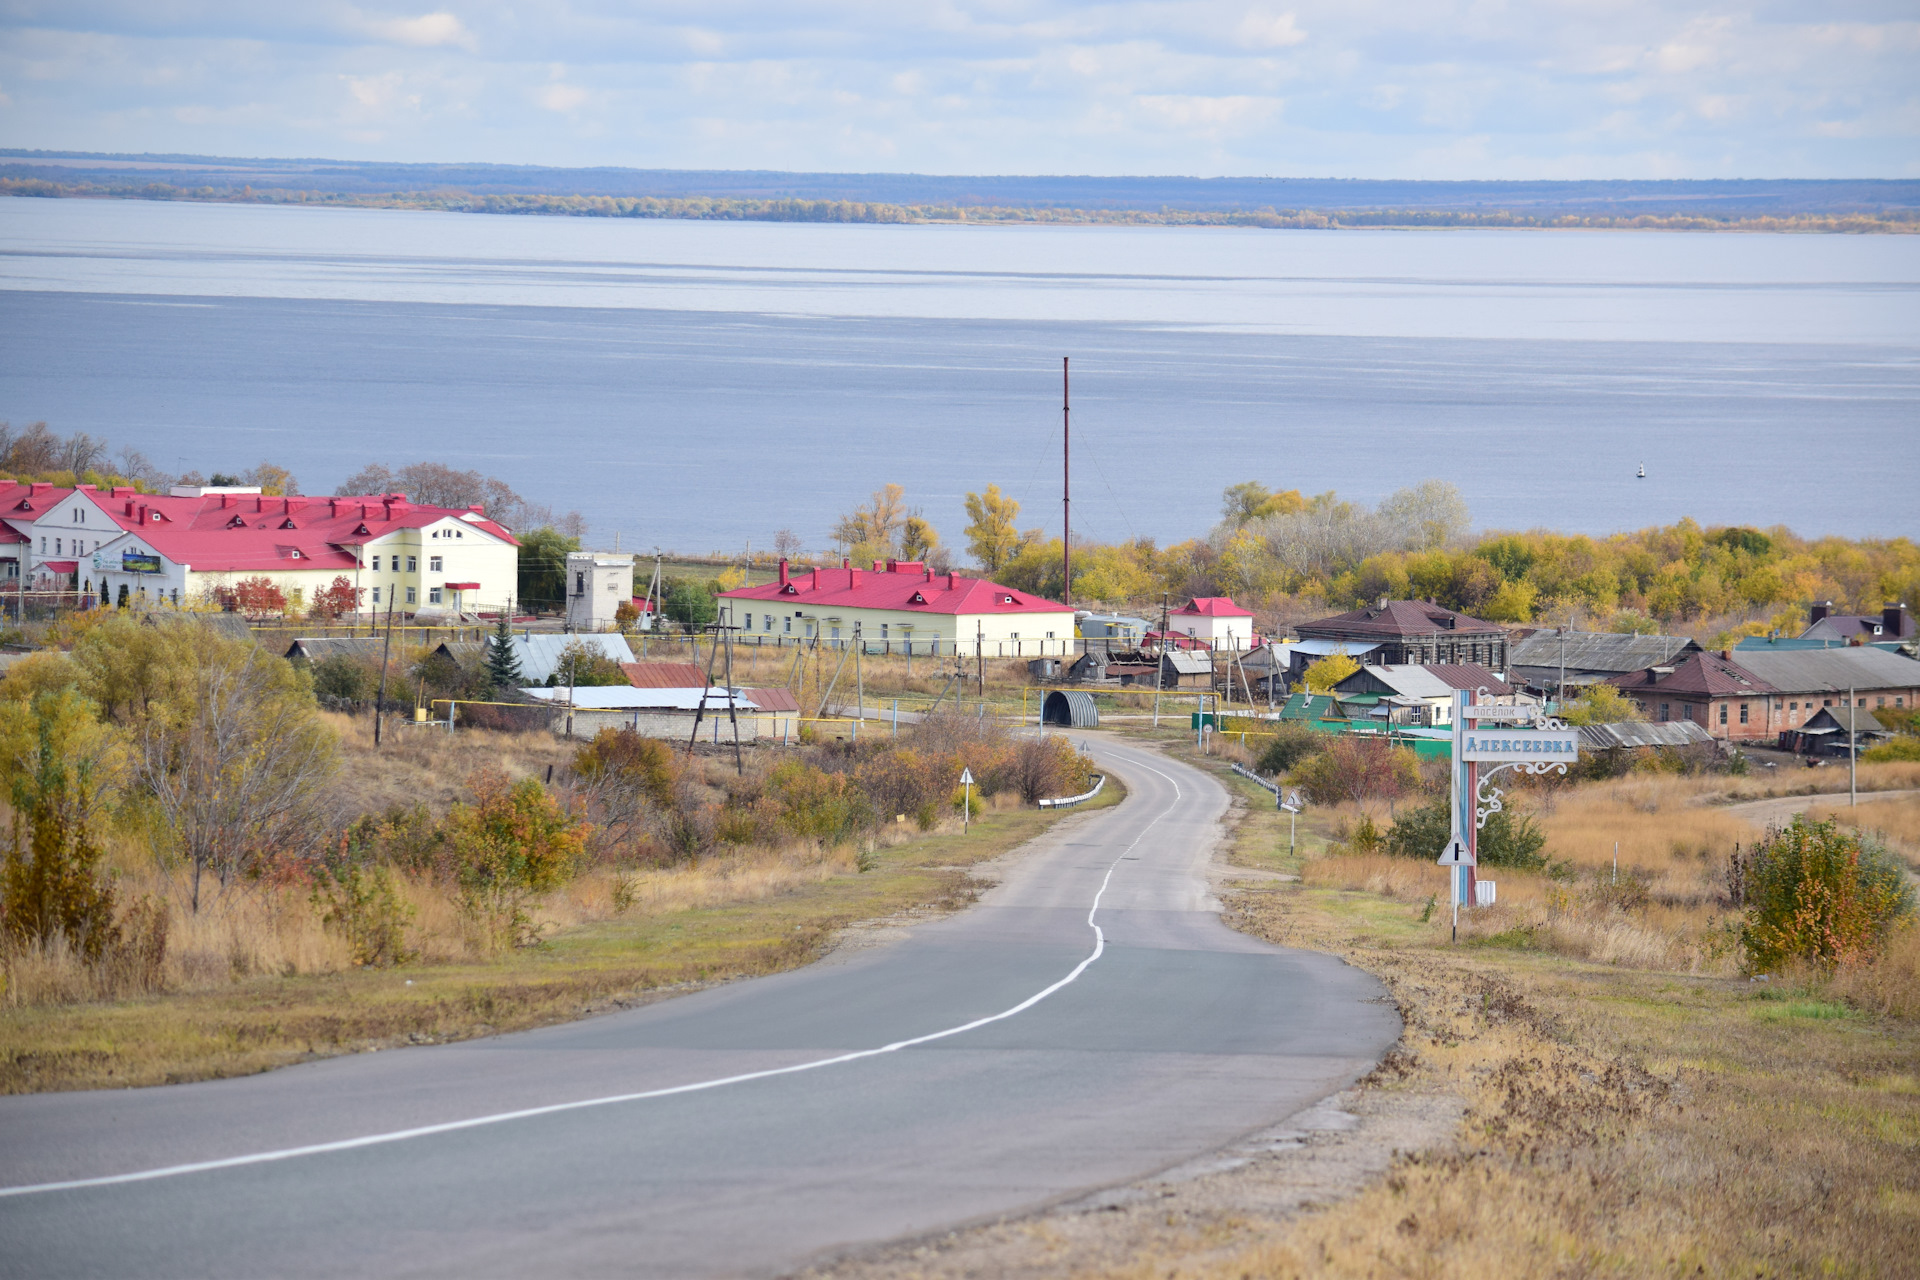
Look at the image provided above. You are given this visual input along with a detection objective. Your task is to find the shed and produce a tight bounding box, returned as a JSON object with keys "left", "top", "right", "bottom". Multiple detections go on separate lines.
{"left": 1160, "top": 650, "right": 1213, "bottom": 689}
{"left": 1042, "top": 690, "right": 1100, "bottom": 728}
{"left": 1066, "top": 651, "right": 1108, "bottom": 683}
{"left": 1575, "top": 720, "right": 1716, "bottom": 751}
{"left": 1780, "top": 705, "right": 1891, "bottom": 756}
{"left": 285, "top": 636, "right": 386, "bottom": 664}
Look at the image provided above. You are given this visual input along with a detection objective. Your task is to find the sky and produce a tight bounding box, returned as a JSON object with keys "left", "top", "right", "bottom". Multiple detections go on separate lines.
{"left": 1, "top": 2, "right": 1915, "bottom": 179}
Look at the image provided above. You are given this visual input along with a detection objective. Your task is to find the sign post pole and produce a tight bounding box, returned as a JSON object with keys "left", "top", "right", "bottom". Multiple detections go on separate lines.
{"left": 960, "top": 766, "right": 974, "bottom": 834}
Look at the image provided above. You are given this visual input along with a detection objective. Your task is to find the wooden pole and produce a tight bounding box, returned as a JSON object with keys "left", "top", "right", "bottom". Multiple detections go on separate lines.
{"left": 1062, "top": 355, "right": 1072, "bottom": 610}
{"left": 373, "top": 593, "right": 396, "bottom": 747}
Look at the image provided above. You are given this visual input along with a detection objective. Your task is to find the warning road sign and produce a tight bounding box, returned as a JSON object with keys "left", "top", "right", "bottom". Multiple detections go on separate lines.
{"left": 1436, "top": 838, "right": 1473, "bottom": 866}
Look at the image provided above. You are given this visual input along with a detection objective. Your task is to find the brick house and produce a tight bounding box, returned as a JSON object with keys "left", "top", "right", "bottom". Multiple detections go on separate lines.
{"left": 1606, "top": 652, "right": 1783, "bottom": 741}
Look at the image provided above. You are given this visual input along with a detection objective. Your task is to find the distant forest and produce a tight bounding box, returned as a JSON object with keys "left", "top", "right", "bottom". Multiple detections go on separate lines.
{"left": 4, "top": 151, "right": 1916, "bottom": 232}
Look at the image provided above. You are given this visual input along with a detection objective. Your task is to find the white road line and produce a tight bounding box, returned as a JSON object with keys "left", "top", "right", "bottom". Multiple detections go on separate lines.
{"left": 0, "top": 753, "right": 1185, "bottom": 1200}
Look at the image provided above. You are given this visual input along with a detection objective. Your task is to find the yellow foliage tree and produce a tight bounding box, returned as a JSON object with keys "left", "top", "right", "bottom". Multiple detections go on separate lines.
{"left": 1301, "top": 651, "right": 1360, "bottom": 693}
{"left": 963, "top": 485, "right": 1023, "bottom": 574}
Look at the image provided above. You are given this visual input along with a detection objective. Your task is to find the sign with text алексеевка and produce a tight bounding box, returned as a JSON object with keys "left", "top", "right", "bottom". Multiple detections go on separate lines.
{"left": 120, "top": 550, "right": 162, "bottom": 575}
{"left": 1460, "top": 729, "right": 1580, "bottom": 763}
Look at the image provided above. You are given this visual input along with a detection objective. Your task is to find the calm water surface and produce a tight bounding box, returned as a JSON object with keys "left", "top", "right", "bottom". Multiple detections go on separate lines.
{"left": 1, "top": 198, "right": 1915, "bottom": 547}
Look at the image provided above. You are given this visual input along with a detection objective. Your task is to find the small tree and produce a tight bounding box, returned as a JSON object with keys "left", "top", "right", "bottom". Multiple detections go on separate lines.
{"left": 444, "top": 770, "right": 588, "bottom": 951}
{"left": 547, "top": 639, "right": 628, "bottom": 687}
{"left": 308, "top": 576, "right": 362, "bottom": 621}
{"left": 962, "top": 485, "right": 1021, "bottom": 573}
{"left": 663, "top": 579, "right": 717, "bottom": 629}
{"left": 1292, "top": 735, "right": 1419, "bottom": 808}
{"left": 484, "top": 611, "right": 525, "bottom": 690}
{"left": 230, "top": 576, "right": 286, "bottom": 618}
{"left": 1256, "top": 722, "right": 1325, "bottom": 776}
{"left": 1301, "top": 651, "right": 1360, "bottom": 694}
{"left": 1556, "top": 684, "right": 1645, "bottom": 726}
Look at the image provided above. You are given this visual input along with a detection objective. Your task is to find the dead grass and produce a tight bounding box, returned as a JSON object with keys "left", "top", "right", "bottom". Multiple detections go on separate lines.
{"left": 324, "top": 712, "right": 576, "bottom": 815}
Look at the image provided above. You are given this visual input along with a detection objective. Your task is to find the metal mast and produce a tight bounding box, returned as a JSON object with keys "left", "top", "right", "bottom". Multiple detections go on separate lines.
{"left": 1062, "top": 356, "right": 1071, "bottom": 609}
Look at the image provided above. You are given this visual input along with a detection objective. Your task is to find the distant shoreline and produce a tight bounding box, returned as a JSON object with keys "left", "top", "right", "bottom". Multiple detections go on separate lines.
{"left": 5, "top": 178, "right": 1916, "bottom": 234}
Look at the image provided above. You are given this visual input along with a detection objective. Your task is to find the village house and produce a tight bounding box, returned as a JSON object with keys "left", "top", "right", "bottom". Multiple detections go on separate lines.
{"left": 564, "top": 550, "right": 636, "bottom": 631}
{"left": 1331, "top": 664, "right": 1522, "bottom": 728}
{"left": 1800, "top": 601, "right": 1914, "bottom": 644}
{"left": 1779, "top": 705, "right": 1894, "bottom": 757}
{"left": 718, "top": 559, "right": 1076, "bottom": 657}
{"left": 1606, "top": 651, "right": 1784, "bottom": 741}
{"left": 1296, "top": 600, "right": 1510, "bottom": 672}
{"left": 1162, "top": 597, "right": 1257, "bottom": 651}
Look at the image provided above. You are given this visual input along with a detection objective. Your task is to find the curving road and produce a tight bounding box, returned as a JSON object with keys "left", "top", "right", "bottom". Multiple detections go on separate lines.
{"left": 0, "top": 735, "right": 1398, "bottom": 1279}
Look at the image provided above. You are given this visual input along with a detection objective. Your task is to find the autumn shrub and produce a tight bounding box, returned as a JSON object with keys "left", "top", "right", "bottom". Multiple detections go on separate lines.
{"left": 310, "top": 653, "right": 375, "bottom": 704}
{"left": 1863, "top": 736, "right": 1920, "bottom": 763}
{"left": 853, "top": 747, "right": 949, "bottom": 829}
{"left": 1006, "top": 735, "right": 1095, "bottom": 803}
{"left": 443, "top": 769, "right": 590, "bottom": 950}
{"left": 1291, "top": 735, "right": 1419, "bottom": 808}
{"left": 1739, "top": 817, "right": 1915, "bottom": 973}
{"left": 767, "top": 760, "right": 873, "bottom": 844}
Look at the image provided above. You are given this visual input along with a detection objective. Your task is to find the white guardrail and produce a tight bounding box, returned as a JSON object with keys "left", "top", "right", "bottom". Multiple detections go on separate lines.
{"left": 1229, "top": 763, "right": 1282, "bottom": 796}
{"left": 1039, "top": 774, "right": 1106, "bottom": 809}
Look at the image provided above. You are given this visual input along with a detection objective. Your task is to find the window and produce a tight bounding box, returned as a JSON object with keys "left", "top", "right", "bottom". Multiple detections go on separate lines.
{"left": 1878, "top": 696, "right": 1886, "bottom": 707}
{"left": 1739, "top": 703, "right": 1749, "bottom": 724}
{"left": 575, "top": 572, "right": 585, "bottom": 595}
{"left": 372, "top": 587, "right": 382, "bottom": 604}
{"left": 880, "top": 624, "right": 889, "bottom": 639}
{"left": 429, "top": 556, "right": 443, "bottom": 572}
{"left": 1658, "top": 703, "right": 1669, "bottom": 721}
{"left": 1824, "top": 698, "right": 1833, "bottom": 707}
{"left": 1682, "top": 704, "right": 1693, "bottom": 721}
{"left": 37, "top": 538, "right": 44, "bottom": 553}
{"left": 372, "top": 555, "right": 381, "bottom": 571}
{"left": 783, "top": 618, "right": 791, "bottom": 634}
{"left": 606, "top": 578, "right": 616, "bottom": 593}
{"left": 54, "top": 539, "right": 60, "bottom": 556}
{"left": 405, "top": 587, "right": 417, "bottom": 604}
{"left": 1718, "top": 705, "right": 1727, "bottom": 724}
{"left": 1789, "top": 701, "right": 1797, "bottom": 710}
{"left": 764, "top": 615, "right": 773, "bottom": 632}
{"left": 406, "top": 556, "right": 417, "bottom": 573}
{"left": 429, "top": 587, "right": 442, "bottom": 604}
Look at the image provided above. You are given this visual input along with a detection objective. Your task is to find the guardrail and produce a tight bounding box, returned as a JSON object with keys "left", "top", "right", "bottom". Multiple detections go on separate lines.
{"left": 1039, "top": 774, "right": 1106, "bottom": 809}
{"left": 1229, "top": 762, "right": 1282, "bottom": 795}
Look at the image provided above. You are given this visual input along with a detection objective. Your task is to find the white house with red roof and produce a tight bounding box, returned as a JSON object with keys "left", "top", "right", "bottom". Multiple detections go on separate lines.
{"left": 719, "top": 559, "right": 1076, "bottom": 656}
{"left": 0, "top": 480, "right": 79, "bottom": 587}
{"left": 1165, "top": 596, "right": 1258, "bottom": 650}
{"left": 65, "top": 486, "right": 518, "bottom": 615}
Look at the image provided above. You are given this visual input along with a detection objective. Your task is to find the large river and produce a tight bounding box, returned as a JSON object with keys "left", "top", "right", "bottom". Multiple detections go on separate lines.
{"left": 1, "top": 198, "right": 1915, "bottom": 549}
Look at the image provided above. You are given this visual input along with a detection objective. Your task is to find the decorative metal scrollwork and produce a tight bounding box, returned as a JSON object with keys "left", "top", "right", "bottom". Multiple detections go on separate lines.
{"left": 1470, "top": 687, "right": 1570, "bottom": 828}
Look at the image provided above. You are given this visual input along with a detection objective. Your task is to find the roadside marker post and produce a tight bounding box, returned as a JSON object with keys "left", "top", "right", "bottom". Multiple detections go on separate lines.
{"left": 1279, "top": 789, "right": 1301, "bottom": 857}
{"left": 960, "top": 766, "right": 974, "bottom": 834}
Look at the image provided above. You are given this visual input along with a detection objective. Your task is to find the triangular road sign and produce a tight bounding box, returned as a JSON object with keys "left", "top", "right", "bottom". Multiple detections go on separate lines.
{"left": 1436, "top": 838, "right": 1473, "bottom": 866}
{"left": 959, "top": 767, "right": 974, "bottom": 786}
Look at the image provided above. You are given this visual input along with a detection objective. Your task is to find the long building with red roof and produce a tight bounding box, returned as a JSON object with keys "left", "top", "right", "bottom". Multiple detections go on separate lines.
{"left": 5, "top": 482, "right": 518, "bottom": 616}
{"left": 719, "top": 559, "right": 1075, "bottom": 656}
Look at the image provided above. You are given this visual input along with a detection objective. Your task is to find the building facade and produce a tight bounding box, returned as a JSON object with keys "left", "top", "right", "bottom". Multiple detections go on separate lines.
{"left": 719, "top": 559, "right": 1076, "bottom": 656}
{"left": 564, "top": 551, "right": 636, "bottom": 631}
{"left": 1297, "top": 601, "right": 1510, "bottom": 670}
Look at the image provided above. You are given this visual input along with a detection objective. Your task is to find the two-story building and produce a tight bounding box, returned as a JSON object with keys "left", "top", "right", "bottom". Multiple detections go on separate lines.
{"left": 1164, "top": 597, "right": 1257, "bottom": 651}
{"left": 1297, "top": 600, "right": 1510, "bottom": 671}
{"left": 718, "top": 558, "right": 1075, "bottom": 656}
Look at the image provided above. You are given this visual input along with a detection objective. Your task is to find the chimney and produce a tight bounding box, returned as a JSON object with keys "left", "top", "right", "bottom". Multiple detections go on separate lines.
{"left": 1885, "top": 603, "right": 1909, "bottom": 638}
{"left": 810, "top": 568, "right": 820, "bottom": 589}
{"left": 842, "top": 557, "right": 850, "bottom": 569}
{"left": 778, "top": 559, "right": 790, "bottom": 585}
{"left": 329, "top": 499, "right": 339, "bottom": 518}
{"left": 850, "top": 566, "right": 863, "bottom": 588}
{"left": 947, "top": 572, "right": 957, "bottom": 590}
{"left": 886, "top": 559, "right": 897, "bottom": 573}
{"left": 1810, "top": 600, "right": 1832, "bottom": 625}
{"left": 924, "top": 566, "right": 932, "bottom": 581}
{"left": 872, "top": 560, "right": 884, "bottom": 572}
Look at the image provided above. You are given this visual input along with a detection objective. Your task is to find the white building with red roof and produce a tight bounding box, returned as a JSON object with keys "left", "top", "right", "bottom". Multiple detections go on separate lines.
{"left": 45, "top": 485, "right": 521, "bottom": 615}
{"left": 1165, "top": 596, "right": 1258, "bottom": 650}
{"left": 719, "top": 559, "right": 1076, "bottom": 656}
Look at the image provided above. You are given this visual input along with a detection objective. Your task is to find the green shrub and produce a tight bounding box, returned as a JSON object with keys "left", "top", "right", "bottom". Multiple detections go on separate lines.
{"left": 1739, "top": 817, "right": 1915, "bottom": 972}
{"left": 310, "top": 852, "right": 416, "bottom": 967}
{"left": 1256, "top": 722, "right": 1325, "bottom": 775}
{"left": 444, "top": 769, "right": 589, "bottom": 950}
{"left": 767, "top": 760, "right": 873, "bottom": 843}
{"left": 1382, "top": 798, "right": 1547, "bottom": 869}
{"left": 310, "top": 653, "right": 374, "bottom": 703}
{"left": 1862, "top": 736, "right": 1920, "bottom": 763}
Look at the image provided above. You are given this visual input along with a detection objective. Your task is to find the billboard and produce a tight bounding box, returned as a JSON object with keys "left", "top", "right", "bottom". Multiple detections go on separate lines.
{"left": 121, "top": 551, "right": 162, "bottom": 575}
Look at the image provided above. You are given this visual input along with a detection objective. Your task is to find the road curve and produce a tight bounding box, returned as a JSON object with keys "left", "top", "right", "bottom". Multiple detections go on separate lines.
{"left": 0, "top": 734, "right": 1398, "bottom": 1279}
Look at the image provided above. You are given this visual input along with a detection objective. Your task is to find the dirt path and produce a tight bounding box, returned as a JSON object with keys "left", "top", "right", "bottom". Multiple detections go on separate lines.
{"left": 1717, "top": 787, "right": 1920, "bottom": 831}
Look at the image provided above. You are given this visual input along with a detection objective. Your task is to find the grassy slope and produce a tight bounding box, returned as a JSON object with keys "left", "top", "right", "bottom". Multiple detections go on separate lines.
{"left": 0, "top": 782, "right": 1122, "bottom": 1095}
{"left": 1186, "top": 757, "right": 1920, "bottom": 1278}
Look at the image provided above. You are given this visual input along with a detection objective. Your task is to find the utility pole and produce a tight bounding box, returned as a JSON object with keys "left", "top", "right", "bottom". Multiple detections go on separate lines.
{"left": 1849, "top": 684, "right": 1857, "bottom": 806}
{"left": 976, "top": 619, "right": 985, "bottom": 700}
{"left": 1062, "top": 356, "right": 1072, "bottom": 610}
{"left": 1558, "top": 626, "right": 1567, "bottom": 711}
{"left": 373, "top": 593, "right": 396, "bottom": 747}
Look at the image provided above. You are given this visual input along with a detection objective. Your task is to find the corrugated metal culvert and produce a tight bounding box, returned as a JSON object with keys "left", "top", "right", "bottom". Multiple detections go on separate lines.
{"left": 1042, "top": 690, "right": 1100, "bottom": 728}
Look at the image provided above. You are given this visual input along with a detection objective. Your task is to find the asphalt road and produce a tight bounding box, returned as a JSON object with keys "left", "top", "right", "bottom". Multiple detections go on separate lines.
{"left": 0, "top": 735, "right": 1398, "bottom": 1279}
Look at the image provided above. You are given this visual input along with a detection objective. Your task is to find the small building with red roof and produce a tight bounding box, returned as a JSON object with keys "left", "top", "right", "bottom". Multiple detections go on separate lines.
{"left": 1165, "top": 596, "right": 1258, "bottom": 650}
{"left": 719, "top": 558, "right": 1075, "bottom": 656}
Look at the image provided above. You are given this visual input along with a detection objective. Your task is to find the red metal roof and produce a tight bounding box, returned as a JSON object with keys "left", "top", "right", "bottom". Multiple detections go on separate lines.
{"left": 721, "top": 560, "right": 1068, "bottom": 617}
{"left": 38, "top": 560, "right": 78, "bottom": 573}
{"left": 0, "top": 482, "right": 74, "bottom": 522}
{"left": 1173, "top": 596, "right": 1253, "bottom": 618}
{"left": 621, "top": 662, "right": 709, "bottom": 688}
{"left": 1300, "top": 600, "right": 1505, "bottom": 640}
{"left": 743, "top": 687, "right": 801, "bottom": 713}
{"left": 88, "top": 492, "right": 518, "bottom": 574}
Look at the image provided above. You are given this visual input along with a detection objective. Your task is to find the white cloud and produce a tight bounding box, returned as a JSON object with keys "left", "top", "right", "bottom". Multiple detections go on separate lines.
{"left": 350, "top": 10, "right": 477, "bottom": 53}
{"left": 1235, "top": 11, "right": 1306, "bottom": 50}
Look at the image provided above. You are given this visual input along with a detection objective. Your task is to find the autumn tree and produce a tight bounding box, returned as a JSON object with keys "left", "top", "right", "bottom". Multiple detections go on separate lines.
{"left": 1301, "top": 650, "right": 1360, "bottom": 693}
{"left": 307, "top": 576, "right": 362, "bottom": 621}
{"left": 832, "top": 484, "right": 914, "bottom": 562}
{"left": 963, "top": 485, "right": 1022, "bottom": 574}
{"left": 139, "top": 631, "right": 339, "bottom": 911}
{"left": 229, "top": 576, "right": 287, "bottom": 618}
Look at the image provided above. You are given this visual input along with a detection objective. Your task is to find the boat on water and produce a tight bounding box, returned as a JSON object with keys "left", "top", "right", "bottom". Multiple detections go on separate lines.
{"left": 1636, "top": 463, "right": 1646, "bottom": 479}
